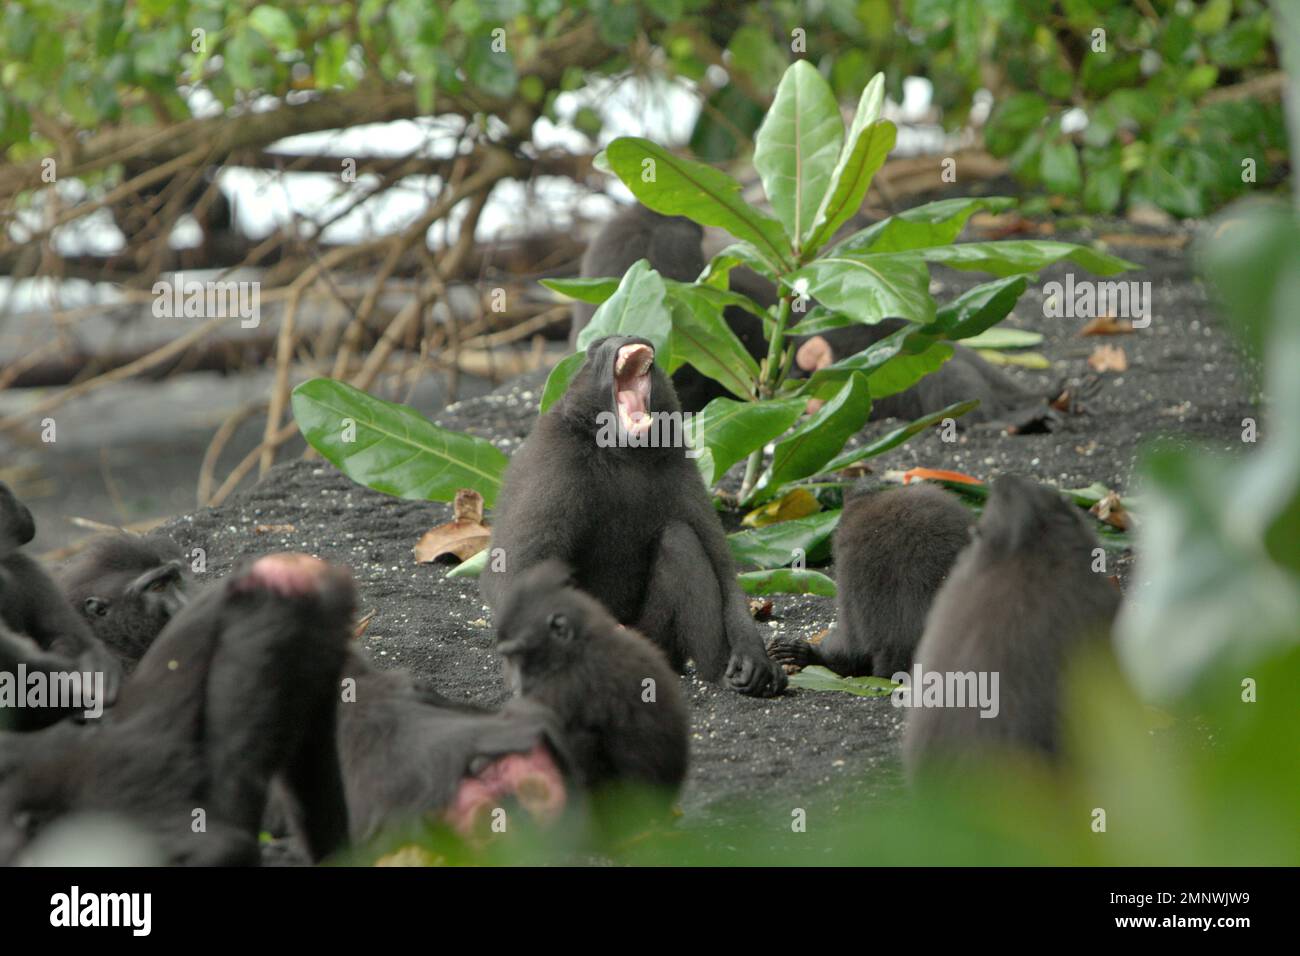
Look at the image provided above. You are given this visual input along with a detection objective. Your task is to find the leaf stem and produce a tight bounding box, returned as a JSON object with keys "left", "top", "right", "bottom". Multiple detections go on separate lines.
{"left": 739, "top": 294, "right": 795, "bottom": 502}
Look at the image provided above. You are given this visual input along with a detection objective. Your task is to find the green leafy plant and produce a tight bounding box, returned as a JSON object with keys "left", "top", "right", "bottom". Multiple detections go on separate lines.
{"left": 294, "top": 59, "right": 1135, "bottom": 599}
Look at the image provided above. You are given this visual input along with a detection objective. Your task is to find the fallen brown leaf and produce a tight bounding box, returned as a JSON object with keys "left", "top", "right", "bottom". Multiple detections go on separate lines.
{"left": 353, "top": 609, "right": 376, "bottom": 640}
{"left": 1088, "top": 344, "right": 1128, "bottom": 373}
{"left": 1079, "top": 315, "right": 1134, "bottom": 336}
{"left": 1097, "top": 231, "right": 1189, "bottom": 250}
{"left": 414, "top": 488, "right": 491, "bottom": 564}
{"left": 1090, "top": 490, "right": 1131, "bottom": 531}
{"left": 452, "top": 488, "right": 484, "bottom": 524}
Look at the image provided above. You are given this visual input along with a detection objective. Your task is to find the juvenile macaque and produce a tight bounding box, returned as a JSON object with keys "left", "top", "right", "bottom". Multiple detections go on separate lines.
{"left": 767, "top": 482, "right": 972, "bottom": 678}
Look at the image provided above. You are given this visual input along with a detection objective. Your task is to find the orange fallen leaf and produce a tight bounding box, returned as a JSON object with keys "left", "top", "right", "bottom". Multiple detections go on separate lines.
{"left": 902, "top": 467, "right": 983, "bottom": 486}
{"left": 353, "top": 609, "right": 376, "bottom": 640}
{"left": 414, "top": 489, "right": 491, "bottom": 564}
{"left": 1079, "top": 315, "right": 1134, "bottom": 336}
{"left": 1090, "top": 490, "right": 1131, "bottom": 531}
{"left": 1088, "top": 344, "right": 1128, "bottom": 373}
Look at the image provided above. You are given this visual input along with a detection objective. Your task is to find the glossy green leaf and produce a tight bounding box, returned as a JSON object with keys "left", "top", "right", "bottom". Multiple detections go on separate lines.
{"left": 605, "top": 137, "right": 792, "bottom": 273}
{"left": 574, "top": 259, "right": 672, "bottom": 356}
{"left": 738, "top": 568, "right": 838, "bottom": 597}
{"left": 817, "top": 400, "right": 980, "bottom": 474}
{"left": 753, "top": 60, "right": 844, "bottom": 249}
{"left": 756, "top": 374, "right": 872, "bottom": 498}
{"left": 930, "top": 275, "right": 1028, "bottom": 339}
{"left": 690, "top": 396, "right": 804, "bottom": 486}
{"left": 727, "top": 510, "right": 841, "bottom": 568}
{"left": 834, "top": 197, "right": 1016, "bottom": 255}
{"left": 803, "top": 74, "right": 891, "bottom": 254}
{"left": 539, "top": 351, "right": 586, "bottom": 414}
{"left": 540, "top": 276, "right": 619, "bottom": 304}
{"left": 292, "top": 378, "right": 509, "bottom": 506}
{"left": 916, "top": 241, "right": 1138, "bottom": 277}
{"left": 787, "top": 665, "right": 896, "bottom": 697}
{"left": 664, "top": 286, "right": 760, "bottom": 400}
{"left": 790, "top": 252, "right": 935, "bottom": 324}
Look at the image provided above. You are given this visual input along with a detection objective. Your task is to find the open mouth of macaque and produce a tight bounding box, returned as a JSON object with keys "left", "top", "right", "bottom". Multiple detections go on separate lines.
{"left": 613, "top": 343, "right": 654, "bottom": 435}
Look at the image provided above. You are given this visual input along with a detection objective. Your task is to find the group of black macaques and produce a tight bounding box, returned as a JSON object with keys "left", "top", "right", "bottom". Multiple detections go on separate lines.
{"left": 0, "top": 203, "right": 1121, "bottom": 866}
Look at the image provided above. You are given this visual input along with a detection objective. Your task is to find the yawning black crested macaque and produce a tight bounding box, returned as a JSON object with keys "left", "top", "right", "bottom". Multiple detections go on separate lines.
{"left": 482, "top": 335, "right": 787, "bottom": 697}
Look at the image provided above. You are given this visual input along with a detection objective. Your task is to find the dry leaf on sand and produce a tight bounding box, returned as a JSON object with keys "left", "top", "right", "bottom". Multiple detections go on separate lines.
{"left": 1088, "top": 344, "right": 1128, "bottom": 373}
{"left": 1090, "top": 490, "right": 1131, "bottom": 531}
{"left": 414, "top": 489, "right": 491, "bottom": 564}
{"left": 1079, "top": 315, "right": 1134, "bottom": 336}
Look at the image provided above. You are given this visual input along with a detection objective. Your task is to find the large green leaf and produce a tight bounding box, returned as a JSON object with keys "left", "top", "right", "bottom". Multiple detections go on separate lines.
{"left": 790, "top": 252, "right": 935, "bottom": 324}
{"left": 787, "top": 665, "right": 896, "bottom": 697}
{"left": 727, "top": 510, "right": 842, "bottom": 568}
{"left": 540, "top": 276, "right": 620, "bottom": 304}
{"left": 803, "top": 74, "right": 892, "bottom": 254}
{"left": 738, "top": 568, "right": 837, "bottom": 597}
{"left": 574, "top": 259, "right": 672, "bottom": 355}
{"left": 929, "top": 275, "right": 1028, "bottom": 339}
{"left": 803, "top": 321, "right": 948, "bottom": 400}
{"left": 690, "top": 396, "right": 804, "bottom": 486}
{"left": 539, "top": 351, "right": 585, "bottom": 413}
{"left": 833, "top": 197, "right": 1016, "bottom": 255}
{"left": 292, "top": 378, "right": 509, "bottom": 506}
{"left": 605, "top": 137, "right": 792, "bottom": 273}
{"left": 755, "top": 374, "right": 872, "bottom": 499}
{"left": 753, "top": 60, "right": 845, "bottom": 250}
{"left": 664, "top": 285, "right": 760, "bottom": 400}
{"left": 916, "top": 240, "right": 1137, "bottom": 277}
{"left": 817, "top": 399, "right": 980, "bottom": 474}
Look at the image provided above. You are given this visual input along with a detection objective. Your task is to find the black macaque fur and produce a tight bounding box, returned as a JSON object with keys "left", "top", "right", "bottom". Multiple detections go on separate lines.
{"left": 768, "top": 482, "right": 973, "bottom": 678}
{"left": 57, "top": 533, "right": 189, "bottom": 669}
{"left": 0, "top": 554, "right": 352, "bottom": 865}
{"left": 0, "top": 482, "right": 119, "bottom": 730}
{"left": 481, "top": 335, "right": 787, "bottom": 697}
{"left": 335, "top": 647, "right": 570, "bottom": 844}
{"left": 902, "top": 475, "right": 1121, "bottom": 775}
{"left": 47, "top": 538, "right": 573, "bottom": 847}
{"left": 495, "top": 559, "right": 688, "bottom": 797}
